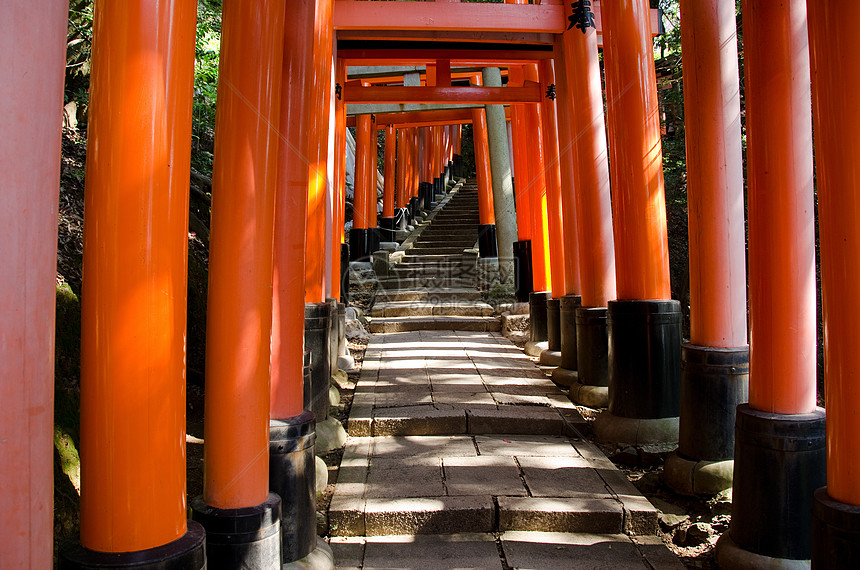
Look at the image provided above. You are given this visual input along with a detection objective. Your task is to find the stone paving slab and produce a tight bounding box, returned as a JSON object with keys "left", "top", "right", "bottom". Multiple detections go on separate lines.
{"left": 501, "top": 531, "right": 682, "bottom": 569}
{"left": 330, "top": 532, "right": 683, "bottom": 570}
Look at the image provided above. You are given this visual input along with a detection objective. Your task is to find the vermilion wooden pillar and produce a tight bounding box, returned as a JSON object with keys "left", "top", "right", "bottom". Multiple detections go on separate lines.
{"left": 558, "top": 0, "right": 616, "bottom": 405}
{"left": 0, "top": 2, "right": 67, "bottom": 567}
{"left": 717, "top": 0, "right": 825, "bottom": 566}
{"left": 365, "top": 114, "right": 379, "bottom": 246}
{"left": 809, "top": 4, "right": 860, "bottom": 566}
{"left": 65, "top": 1, "right": 206, "bottom": 567}
{"left": 350, "top": 114, "right": 372, "bottom": 260}
{"left": 597, "top": 0, "right": 682, "bottom": 447}
{"left": 409, "top": 127, "right": 420, "bottom": 218}
{"left": 719, "top": 0, "right": 825, "bottom": 562}
{"left": 272, "top": 0, "right": 313, "bottom": 422}
{"left": 305, "top": 0, "right": 334, "bottom": 305}
{"left": 523, "top": 64, "right": 551, "bottom": 295}
{"left": 269, "top": 0, "right": 319, "bottom": 561}
{"left": 550, "top": 40, "right": 587, "bottom": 390}
{"left": 331, "top": 57, "right": 347, "bottom": 301}
{"left": 419, "top": 126, "right": 433, "bottom": 210}
{"left": 193, "top": 1, "right": 285, "bottom": 565}
{"left": 380, "top": 124, "right": 397, "bottom": 242}
{"left": 537, "top": 58, "right": 566, "bottom": 302}
{"left": 473, "top": 108, "right": 498, "bottom": 258}
{"left": 535, "top": 57, "right": 569, "bottom": 368}
{"left": 397, "top": 128, "right": 409, "bottom": 210}
{"left": 663, "top": 0, "right": 749, "bottom": 498}
{"left": 508, "top": 66, "right": 535, "bottom": 303}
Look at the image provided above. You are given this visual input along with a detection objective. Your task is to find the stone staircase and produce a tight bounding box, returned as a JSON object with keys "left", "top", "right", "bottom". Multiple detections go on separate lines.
{"left": 328, "top": 180, "right": 682, "bottom": 568}
{"left": 370, "top": 182, "right": 499, "bottom": 333}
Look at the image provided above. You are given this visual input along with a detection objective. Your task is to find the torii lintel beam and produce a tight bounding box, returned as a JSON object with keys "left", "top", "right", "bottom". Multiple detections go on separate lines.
{"left": 343, "top": 84, "right": 541, "bottom": 104}
{"left": 337, "top": 44, "right": 553, "bottom": 66}
{"left": 333, "top": 0, "right": 660, "bottom": 37}
{"left": 346, "top": 109, "right": 474, "bottom": 129}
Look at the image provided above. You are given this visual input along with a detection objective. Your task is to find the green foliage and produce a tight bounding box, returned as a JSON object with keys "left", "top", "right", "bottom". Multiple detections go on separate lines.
{"left": 65, "top": 0, "right": 94, "bottom": 115}
{"left": 193, "top": 0, "right": 222, "bottom": 175}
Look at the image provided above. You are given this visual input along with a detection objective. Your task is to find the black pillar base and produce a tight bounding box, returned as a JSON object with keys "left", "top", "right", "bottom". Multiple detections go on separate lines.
{"left": 340, "top": 243, "right": 350, "bottom": 304}
{"left": 529, "top": 291, "right": 550, "bottom": 343}
{"left": 418, "top": 181, "right": 432, "bottom": 210}
{"left": 453, "top": 153, "right": 463, "bottom": 178}
{"left": 303, "top": 350, "right": 312, "bottom": 410}
{"left": 60, "top": 524, "right": 206, "bottom": 569}
{"left": 269, "top": 412, "right": 317, "bottom": 563}
{"left": 327, "top": 298, "right": 338, "bottom": 374}
{"left": 679, "top": 344, "right": 749, "bottom": 461}
{"left": 348, "top": 228, "right": 369, "bottom": 261}
{"left": 546, "top": 298, "right": 562, "bottom": 352}
{"left": 191, "top": 494, "right": 282, "bottom": 570}
{"left": 433, "top": 176, "right": 442, "bottom": 199}
{"left": 409, "top": 197, "right": 419, "bottom": 221}
{"left": 559, "top": 295, "right": 581, "bottom": 369}
{"left": 813, "top": 487, "right": 860, "bottom": 568}
{"left": 513, "top": 240, "right": 534, "bottom": 303}
{"left": 575, "top": 306, "right": 609, "bottom": 387}
{"left": 607, "top": 299, "right": 682, "bottom": 419}
{"left": 478, "top": 224, "right": 498, "bottom": 258}
{"left": 379, "top": 216, "right": 396, "bottom": 243}
{"left": 369, "top": 227, "right": 381, "bottom": 254}
{"left": 304, "top": 302, "right": 332, "bottom": 422}
{"left": 728, "top": 404, "right": 826, "bottom": 562}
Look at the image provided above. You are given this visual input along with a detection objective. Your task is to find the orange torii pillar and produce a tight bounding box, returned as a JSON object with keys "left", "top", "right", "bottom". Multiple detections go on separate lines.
{"left": 270, "top": 0, "right": 319, "bottom": 561}
{"left": 408, "top": 127, "right": 421, "bottom": 222}
{"left": 60, "top": 2, "right": 207, "bottom": 568}
{"left": 536, "top": 57, "right": 571, "bottom": 368}
{"left": 430, "top": 126, "right": 442, "bottom": 197}
{"left": 191, "top": 1, "right": 285, "bottom": 566}
{"left": 303, "top": 0, "right": 335, "bottom": 432}
{"left": 365, "top": 115, "right": 380, "bottom": 251}
{"left": 333, "top": 57, "right": 349, "bottom": 303}
{"left": 716, "top": 0, "right": 825, "bottom": 566}
{"left": 558, "top": 0, "right": 617, "bottom": 408}
{"left": 661, "top": 0, "right": 749, "bottom": 498}
{"left": 548, "top": 42, "right": 588, "bottom": 390}
{"left": 0, "top": 2, "right": 65, "bottom": 567}
{"left": 508, "top": 66, "right": 535, "bottom": 303}
{"left": 473, "top": 108, "right": 498, "bottom": 258}
{"left": 452, "top": 124, "right": 464, "bottom": 179}
{"left": 522, "top": 63, "right": 553, "bottom": 357}
{"left": 809, "top": 4, "right": 860, "bottom": 566}
{"left": 594, "top": 0, "right": 681, "bottom": 447}
{"left": 395, "top": 126, "right": 410, "bottom": 232}
{"left": 380, "top": 124, "right": 397, "bottom": 242}
{"left": 419, "top": 126, "right": 434, "bottom": 211}
{"left": 350, "top": 114, "right": 374, "bottom": 260}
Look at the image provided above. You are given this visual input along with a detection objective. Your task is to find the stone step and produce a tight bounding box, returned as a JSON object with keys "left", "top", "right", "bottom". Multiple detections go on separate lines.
{"left": 328, "top": 434, "right": 657, "bottom": 538}
{"left": 413, "top": 241, "right": 475, "bottom": 249}
{"left": 368, "top": 315, "right": 501, "bottom": 333}
{"left": 371, "top": 301, "right": 494, "bottom": 318}
{"left": 330, "top": 532, "right": 683, "bottom": 569}
{"left": 400, "top": 255, "right": 462, "bottom": 267}
{"left": 407, "top": 247, "right": 469, "bottom": 255}
{"left": 378, "top": 277, "right": 475, "bottom": 290}
{"left": 374, "top": 288, "right": 482, "bottom": 302}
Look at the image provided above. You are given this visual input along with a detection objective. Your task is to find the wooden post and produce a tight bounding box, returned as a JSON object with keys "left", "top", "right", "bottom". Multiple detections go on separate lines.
{"left": 0, "top": 2, "right": 67, "bottom": 566}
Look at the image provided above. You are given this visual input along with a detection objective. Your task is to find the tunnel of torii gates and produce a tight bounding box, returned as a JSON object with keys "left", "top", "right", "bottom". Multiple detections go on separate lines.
{"left": 4, "top": 0, "right": 860, "bottom": 568}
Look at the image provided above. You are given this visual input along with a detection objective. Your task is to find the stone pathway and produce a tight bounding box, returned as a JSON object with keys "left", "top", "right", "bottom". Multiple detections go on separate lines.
{"left": 328, "top": 331, "right": 683, "bottom": 569}
{"left": 329, "top": 182, "right": 682, "bottom": 568}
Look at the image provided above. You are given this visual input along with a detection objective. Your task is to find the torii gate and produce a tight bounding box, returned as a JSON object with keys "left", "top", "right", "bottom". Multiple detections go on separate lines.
{"left": 2, "top": 1, "right": 859, "bottom": 569}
